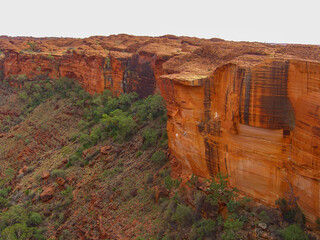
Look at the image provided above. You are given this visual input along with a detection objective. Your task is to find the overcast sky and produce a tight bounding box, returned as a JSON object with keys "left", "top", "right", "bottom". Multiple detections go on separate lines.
{"left": 1, "top": 0, "right": 319, "bottom": 44}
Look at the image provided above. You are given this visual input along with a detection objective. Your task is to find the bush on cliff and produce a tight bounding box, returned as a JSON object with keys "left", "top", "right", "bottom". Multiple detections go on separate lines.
{"left": 132, "top": 94, "right": 166, "bottom": 122}
{"left": 191, "top": 219, "right": 216, "bottom": 240}
{"left": 164, "top": 175, "right": 181, "bottom": 191}
{"left": 171, "top": 204, "right": 195, "bottom": 227}
{"left": 27, "top": 42, "right": 37, "bottom": 52}
{"left": 142, "top": 128, "right": 160, "bottom": 149}
{"left": 159, "top": 172, "right": 250, "bottom": 239}
{"left": 276, "top": 198, "right": 306, "bottom": 226}
{"left": 279, "top": 224, "right": 308, "bottom": 240}
{"left": 221, "top": 216, "right": 244, "bottom": 240}
{"left": 150, "top": 151, "right": 166, "bottom": 165}
{"left": 205, "top": 173, "right": 239, "bottom": 207}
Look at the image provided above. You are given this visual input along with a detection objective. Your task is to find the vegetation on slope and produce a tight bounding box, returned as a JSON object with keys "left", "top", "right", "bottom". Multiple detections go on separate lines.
{"left": 0, "top": 75, "right": 169, "bottom": 239}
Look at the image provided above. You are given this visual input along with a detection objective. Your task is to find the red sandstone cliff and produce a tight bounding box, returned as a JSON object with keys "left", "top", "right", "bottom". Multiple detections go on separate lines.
{"left": 1, "top": 35, "right": 320, "bottom": 224}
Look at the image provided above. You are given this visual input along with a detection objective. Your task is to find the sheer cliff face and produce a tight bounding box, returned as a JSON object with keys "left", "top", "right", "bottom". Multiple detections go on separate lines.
{"left": 1, "top": 35, "right": 320, "bottom": 223}
{"left": 161, "top": 59, "right": 320, "bottom": 223}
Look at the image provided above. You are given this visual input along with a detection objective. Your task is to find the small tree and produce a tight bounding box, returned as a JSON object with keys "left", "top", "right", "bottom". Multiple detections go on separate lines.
{"left": 171, "top": 204, "right": 195, "bottom": 227}
{"left": 205, "top": 173, "right": 239, "bottom": 207}
{"left": 142, "top": 128, "right": 159, "bottom": 149}
{"left": 279, "top": 224, "right": 308, "bottom": 240}
{"left": 150, "top": 151, "right": 166, "bottom": 165}
{"left": 27, "top": 42, "right": 37, "bottom": 52}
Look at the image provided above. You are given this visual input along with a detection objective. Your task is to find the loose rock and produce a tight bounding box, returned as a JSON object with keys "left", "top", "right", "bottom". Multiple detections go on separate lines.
{"left": 40, "top": 186, "right": 55, "bottom": 202}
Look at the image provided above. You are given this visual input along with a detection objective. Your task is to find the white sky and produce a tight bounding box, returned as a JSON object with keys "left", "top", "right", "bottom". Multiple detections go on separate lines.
{"left": 1, "top": 0, "right": 319, "bottom": 44}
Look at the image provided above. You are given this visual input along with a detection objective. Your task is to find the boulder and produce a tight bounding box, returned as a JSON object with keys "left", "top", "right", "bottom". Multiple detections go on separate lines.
{"left": 56, "top": 177, "right": 66, "bottom": 186}
{"left": 40, "top": 187, "right": 55, "bottom": 202}
{"left": 155, "top": 186, "right": 169, "bottom": 203}
{"left": 18, "top": 165, "right": 27, "bottom": 175}
{"left": 100, "top": 145, "right": 112, "bottom": 155}
{"left": 258, "top": 223, "right": 267, "bottom": 230}
{"left": 42, "top": 171, "right": 50, "bottom": 179}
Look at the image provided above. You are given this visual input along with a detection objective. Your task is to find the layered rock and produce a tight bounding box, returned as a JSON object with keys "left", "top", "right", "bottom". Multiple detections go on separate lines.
{"left": 160, "top": 58, "right": 320, "bottom": 224}
{"left": 1, "top": 35, "right": 320, "bottom": 224}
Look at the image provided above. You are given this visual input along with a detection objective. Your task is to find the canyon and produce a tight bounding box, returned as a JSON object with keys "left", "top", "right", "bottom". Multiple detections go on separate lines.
{"left": 1, "top": 35, "right": 320, "bottom": 225}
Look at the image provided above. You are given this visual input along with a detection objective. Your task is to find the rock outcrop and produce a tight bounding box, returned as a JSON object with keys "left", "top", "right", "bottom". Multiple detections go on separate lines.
{"left": 1, "top": 35, "right": 320, "bottom": 224}
{"left": 161, "top": 58, "right": 320, "bottom": 225}
{"left": 40, "top": 186, "right": 55, "bottom": 202}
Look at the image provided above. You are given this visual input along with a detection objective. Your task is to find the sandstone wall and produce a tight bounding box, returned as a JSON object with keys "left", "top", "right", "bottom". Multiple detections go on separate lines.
{"left": 0, "top": 50, "right": 158, "bottom": 96}
{"left": 159, "top": 59, "right": 320, "bottom": 223}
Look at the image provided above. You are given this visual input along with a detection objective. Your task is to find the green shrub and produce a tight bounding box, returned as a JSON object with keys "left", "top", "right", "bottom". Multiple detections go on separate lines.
{"left": 5, "top": 168, "right": 15, "bottom": 181}
{"left": 0, "top": 196, "right": 9, "bottom": 209}
{"left": 226, "top": 200, "right": 241, "bottom": 214}
{"left": 92, "top": 106, "right": 104, "bottom": 123}
{"left": 27, "top": 212, "right": 43, "bottom": 226}
{"left": 59, "top": 229, "right": 72, "bottom": 240}
{"left": 159, "top": 168, "right": 171, "bottom": 178}
{"left": 279, "top": 224, "right": 308, "bottom": 240}
{"left": 316, "top": 217, "right": 320, "bottom": 230}
{"left": 61, "top": 186, "right": 73, "bottom": 199}
{"left": 118, "top": 92, "right": 138, "bottom": 110}
{"left": 89, "top": 128, "right": 100, "bottom": 145}
{"left": 205, "top": 173, "right": 239, "bottom": 207}
{"left": 132, "top": 94, "right": 166, "bottom": 122}
{"left": 100, "top": 89, "right": 113, "bottom": 100}
{"left": 102, "top": 167, "right": 123, "bottom": 177}
{"left": 142, "top": 128, "right": 159, "bottom": 149}
{"left": 160, "top": 130, "right": 168, "bottom": 149}
{"left": 191, "top": 219, "right": 215, "bottom": 240}
{"left": 221, "top": 216, "right": 244, "bottom": 240}
{"left": 17, "top": 74, "right": 27, "bottom": 82}
{"left": 275, "top": 198, "right": 306, "bottom": 226}
{"left": 0, "top": 217, "right": 46, "bottom": 240}
{"left": 27, "top": 42, "right": 36, "bottom": 51}
{"left": 47, "top": 54, "right": 54, "bottom": 60}
{"left": 0, "top": 70, "right": 4, "bottom": 81}
{"left": 258, "top": 210, "right": 271, "bottom": 223}
{"left": 117, "top": 115, "right": 137, "bottom": 140}
{"left": 51, "top": 169, "right": 66, "bottom": 179}
{"left": 79, "top": 133, "right": 93, "bottom": 148}
{"left": 18, "top": 92, "right": 28, "bottom": 102}
{"left": 103, "top": 97, "right": 120, "bottom": 114}
{"left": 15, "top": 134, "right": 23, "bottom": 140}
{"left": 134, "top": 101, "right": 148, "bottom": 121}
{"left": 171, "top": 204, "right": 195, "bottom": 227}
{"left": 0, "top": 188, "right": 10, "bottom": 198}
{"left": 164, "top": 176, "right": 181, "bottom": 191}
{"left": 0, "top": 205, "right": 29, "bottom": 229}
{"left": 148, "top": 94, "right": 166, "bottom": 119}
{"left": 101, "top": 109, "right": 137, "bottom": 141}
{"left": 67, "top": 154, "right": 81, "bottom": 167}
{"left": 150, "top": 151, "right": 166, "bottom": 165}
{"left": 136, "top": 151, "right": 142, "bottom": 158}
{"left": 1, "top": 222, "right": 31, "bottom": 240}
{"left": 194, "top": 191, "right": 205, "bottom": 217}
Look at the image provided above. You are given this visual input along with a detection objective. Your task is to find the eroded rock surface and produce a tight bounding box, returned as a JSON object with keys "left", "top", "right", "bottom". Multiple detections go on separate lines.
{"left": 1, "top": 35, "right": 320, "bottom": 223}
